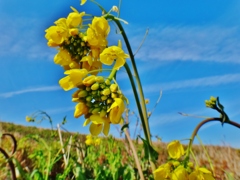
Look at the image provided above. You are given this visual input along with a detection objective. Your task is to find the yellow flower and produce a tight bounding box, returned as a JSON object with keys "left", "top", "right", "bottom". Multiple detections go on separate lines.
{"left": 74, "top": 101, "right": 89, "bottom": 118}
{"left": 81, "top": 55, "right": 102, "bottom": 75}
{"left": 45, "top": 26, "right": 68, "bottom": 47}
{"left": 87, "top": 17, "right": 110, "bottom": 47}
{"left": 85, "top": 134, "right": 94, "bottom": 145}
{"left": 153, "top": 162, "right": 172, "bottom": 180}
{"left": 89, "top": 115, "right": 110, "bottom": 136}
{"left": 94, "top": 137, "right": 101, "bottom": 146}
{"left": 80, "top": 0, "right": 87, "bottom": 5}
{"left": 167, "top": 140, "right": 185, "bottom": 159}
{"left": 107, "top": 98, "right": 125, "bottom": 124}
{"left": 189, "top": 167, "right": 215, "bottom": 180}
{"left": 54, "top": 49, "right": 80, "bottom": 69}
{"left": 66, "top": 9, "right": 85, "bottom": 28}
{"left": 100, "top": 46, "right": 129, "bottom": 70}
{"left": 172, "top": 166, "right": 188, "bottom": 180}
{"left": 26, "top": 116, "right": 34, "bottom": 122}
{"left": 59, "top": 69, "right": 88, "bottom": 91}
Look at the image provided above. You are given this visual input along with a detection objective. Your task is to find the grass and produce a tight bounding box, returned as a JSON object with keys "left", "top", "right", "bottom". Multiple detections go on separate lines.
{"left": 0, "top": 121, "right": 239, "bottom": 179}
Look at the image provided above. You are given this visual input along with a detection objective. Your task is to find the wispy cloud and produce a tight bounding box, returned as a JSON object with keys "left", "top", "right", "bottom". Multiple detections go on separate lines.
{"left": 0, "top": 16, "right": 55, "bottom": 61}
{"left": 123, "top": 73, "right": 240, "bottom": 95}
{"left": 0, "top": 86, "right": 61, "bottom": 98}
{"left": 128, "top": 25, "right": 240, "bottom": 64}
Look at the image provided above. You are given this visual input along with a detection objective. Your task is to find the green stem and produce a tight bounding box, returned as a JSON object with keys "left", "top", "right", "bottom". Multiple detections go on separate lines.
{"left": 106, "top": 14, "right": 151, "bottom": 144}
{"left": 124, "top": 63, "right": 150, "bottom": 143}
{"left": 185, "top": 117, "right": 240, "bottom": 159}
{"left": 108, "top": 69, "right": 117, "bottom": 80}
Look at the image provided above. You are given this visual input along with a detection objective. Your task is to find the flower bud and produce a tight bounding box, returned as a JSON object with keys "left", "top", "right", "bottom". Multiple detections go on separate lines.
{"left": 107, "top": 98, "right": 113, "bottom": 104}
{"left": 83, "top": 75, "right": 96, "bottom": 86}
{"left": 101, "top": 95, "right": 108, "bottom": 101}
{"left": 78, "top": 90, "right": 88, "bottom": 97}
{"left": 95, "top": 76, "right": 105, "bottom": 83}
{"left": 86, "top": 96, "right": 92, "bottom": 102}
{"left": 102, "top": 88, "right": 111, "bottom": 96}
{"left": 111, "top": 92, "right": 118, "bottom": 99}
{"left": 91, "top": 83, "right": 99, "bottom": 91}
{"left": 100, "top": 83, "right": 106, "bottom": 89}
{"left": 92, "top": 107, "right": 101, "bottom": 114}
{"left": 110, "top": 84, "right": 118, "bottom": 92}
{"left": 99, "top": 109, "right": 107, "bottom": 117}
{"left": 86, "top": 86, "right": 91, "bottom": 91}
{"left": 105, "top": 79, "right": 111, "bottom": 86}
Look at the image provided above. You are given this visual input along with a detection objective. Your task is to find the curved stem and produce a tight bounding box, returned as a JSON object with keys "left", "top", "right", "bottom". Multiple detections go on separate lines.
{"left": 0, "top": 148, "right": 16, "bottom": 180}
{"left": 106, "top": 14, "right": 151, "bottom": 144}
{"left": 186, "top": 118, "right": 240, "bottom": 159}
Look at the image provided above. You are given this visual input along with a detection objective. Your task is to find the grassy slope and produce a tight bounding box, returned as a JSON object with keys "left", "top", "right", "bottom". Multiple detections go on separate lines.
{"left": 0, "top": 121, "right": 240, "bottom": 179}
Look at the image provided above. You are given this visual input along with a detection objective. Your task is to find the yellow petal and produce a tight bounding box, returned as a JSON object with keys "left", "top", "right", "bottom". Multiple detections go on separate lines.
{"left": 89, "top": 123, "right": 102, "bottom": 136}
{"left": 103, "top": 121, "right": 110, "bottom": 136}
{"left": 83, "top": 118, "right": 91, "bottom": 126}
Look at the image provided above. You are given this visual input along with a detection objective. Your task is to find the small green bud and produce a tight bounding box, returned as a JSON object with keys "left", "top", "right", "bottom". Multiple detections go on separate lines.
{"left": 93, "top": 103, "right": 99, "bottom": 108}
{"left": 100, "top": 109, "right": 107, "bottom": 117}
{"left": 86, "top": 87, "right": 91, "bottom": 91}
{"left": 100, "top": 83, "right": 106, "bottom": 89}
{"left": 102, "top": 88, "right": 111, "bottom": 96}
{"left": 86, "top": 96, "right": 92, "bottom": 102}
{"left": 92, "top": 107, "right": 101, "bottom": 115}
{"left": 78, "top": 90, "right": 88, "bottom": 98}
{"left": 110, "top": 84, "right": 118, "bottom": 92}
{"left": 101, "top": 95, "right": 108, "bottom": 101}
{"left": 91, "top": 83, "right": 99, "bottom": 91}
{"left": 95, "top": 76, "right": 105, "bottom": 83}
{"left": 111, "top": 92, "right": 118, "bottom": 99}
{"left": 86, "top": 102, "right": 92, "bottom": 107}
{"left": 107, "top": 98, "right": 113, "bottom": 104}
{"left": 91, "top": 90, "right": 97, "bottom": 95}
{"left": 105, "top": 79, "right": 111, "bottom": 86}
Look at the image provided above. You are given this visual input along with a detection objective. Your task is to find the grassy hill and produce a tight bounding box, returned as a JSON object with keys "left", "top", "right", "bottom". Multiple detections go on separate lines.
{"left": 0, "top": 121, "right": 240, "bottom": 179}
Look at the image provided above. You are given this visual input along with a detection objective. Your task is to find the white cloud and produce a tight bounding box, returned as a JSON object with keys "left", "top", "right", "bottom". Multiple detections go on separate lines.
{"left": 0, "top": 86, "right": 61, "bottom": 98}
{"left": 122, "top": 73, "right": 240, "bottom": 95}
{"left": 128, "top": 25, "right": 240, "bottom": 64}
{"left": 0, "top": 16, "right": 55, "bottom": 60}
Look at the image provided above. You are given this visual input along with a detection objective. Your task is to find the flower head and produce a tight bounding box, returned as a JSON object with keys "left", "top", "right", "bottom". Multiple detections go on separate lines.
{"left": 100, "top": 46, "right": 129, "bottom": 70}
{"left": 107, "top": 98, "right": 125, "bottom": 124}
{"left": 59, "top": 69, "right": 88, "bottom": 91}
{"left": 167, "top": 140, "right": 185, "bottom": 159}
{"left": 189, "top": 167, "right": 215, "bottom": 180}
{"left": 153, "top": 162, "right": 172, "bottom": 180}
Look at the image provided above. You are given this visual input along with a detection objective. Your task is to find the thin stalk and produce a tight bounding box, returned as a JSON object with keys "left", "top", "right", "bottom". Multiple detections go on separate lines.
{"left": 57, "top": 124, "right": 67, "bottom": 167}
{"left": 106, "top": 14, "right": 151, "bottom": 144}
{"left": 124, "top": 129, "right": 145, "bottom": 180}
{"left": 124, "top": 63, "right": 150, "bottom": 143}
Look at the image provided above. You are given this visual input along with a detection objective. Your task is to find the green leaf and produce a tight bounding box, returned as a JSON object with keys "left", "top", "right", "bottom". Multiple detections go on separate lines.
{"left": 137, "top": 136, "right": 158, "bottom": 161}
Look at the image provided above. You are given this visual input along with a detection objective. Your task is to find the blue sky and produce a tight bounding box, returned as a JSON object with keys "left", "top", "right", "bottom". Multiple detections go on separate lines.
{"left": 1, "top": 0, "right": 240, "bottom": 148}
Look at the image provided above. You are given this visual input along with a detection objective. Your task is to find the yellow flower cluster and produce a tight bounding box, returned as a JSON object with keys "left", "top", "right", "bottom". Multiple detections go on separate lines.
{"left": 154, "top": 140, "right": 215, "bottom": 180}
{"left": 85, "top": 134, "right": 101, "bottom": 146}
{"left": 45, "top": 7, "right": 128, "bottom": 72}
{"left": 45, "top": 6, "right": 129, "bottom": 136}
